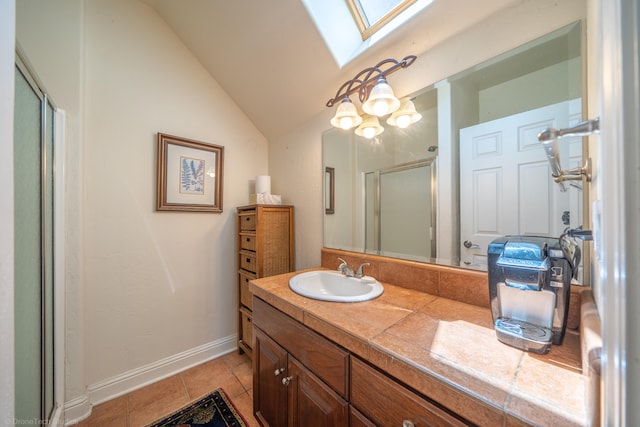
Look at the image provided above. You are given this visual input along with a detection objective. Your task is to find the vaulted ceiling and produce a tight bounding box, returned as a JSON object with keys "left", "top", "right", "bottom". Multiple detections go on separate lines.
{"left": 144, "top": 0, "right": 518, "bottom": 140}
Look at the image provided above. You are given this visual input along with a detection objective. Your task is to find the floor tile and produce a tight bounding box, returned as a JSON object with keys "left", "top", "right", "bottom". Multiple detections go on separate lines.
{"left": 127, "top": 374, "right": 190, "bottom": 426}
{"left": 73, "top": 352, "right": 256, "bottom": 427}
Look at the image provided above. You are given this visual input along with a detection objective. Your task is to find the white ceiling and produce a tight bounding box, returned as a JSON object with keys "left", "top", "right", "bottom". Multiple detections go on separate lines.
{"left": 144, "top": 0, "right": 518, "bottom": 140}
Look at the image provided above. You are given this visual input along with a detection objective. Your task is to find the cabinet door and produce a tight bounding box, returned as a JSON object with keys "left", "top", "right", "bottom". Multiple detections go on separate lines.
{"left": 287, "top": 356, "right": 348, "bottom": 427}
{"left": 254, "top": 328, "right": 288, "bottom": 427}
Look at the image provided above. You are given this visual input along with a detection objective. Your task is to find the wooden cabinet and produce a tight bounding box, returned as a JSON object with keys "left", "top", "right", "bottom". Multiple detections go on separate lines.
{"left": 237, "top": 205, "right": 294, "bottom": 355}
{"left": 253, "top": 298, "right": 348, "bottom": 427}
{"left": 287, "top": 356, "right": 348, "bottom": 427}
{"left": 252, "top": 296, "right": 471, "bottom": 427}
{"left": 254, "top": 328, "right": 288, "bottom": 427}
{"left": 350, "top": 357, "right": 469, "bottom": 427}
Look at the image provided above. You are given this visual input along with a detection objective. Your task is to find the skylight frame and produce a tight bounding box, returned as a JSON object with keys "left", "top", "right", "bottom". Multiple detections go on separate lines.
{"left": 346, "top": 0, "right": 418, "bottom": 41}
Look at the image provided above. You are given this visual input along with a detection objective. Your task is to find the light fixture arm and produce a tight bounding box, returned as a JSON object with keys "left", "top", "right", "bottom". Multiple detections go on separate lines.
{"left": 326, "top": 55, "right": 417, "bottom": 108}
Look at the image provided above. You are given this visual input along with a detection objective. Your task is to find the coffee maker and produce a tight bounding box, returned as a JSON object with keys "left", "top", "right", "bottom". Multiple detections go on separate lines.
{"left": 488, "top": 235, "right": 578, "bottom": 354}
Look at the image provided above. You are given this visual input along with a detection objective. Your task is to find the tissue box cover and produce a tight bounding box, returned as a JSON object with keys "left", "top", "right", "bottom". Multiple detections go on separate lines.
{"left": 250, "top": 194, "right": 282, "bottom": 205}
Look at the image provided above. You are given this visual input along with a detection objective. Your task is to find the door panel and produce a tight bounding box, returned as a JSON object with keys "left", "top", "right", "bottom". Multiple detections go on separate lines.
{"left": 254, "top": 328, "right": 288, "bottom": 427}
{"left": 460, "top": 99, "right": 582, "bottom": 267}
{"left": 13, "top": 62, "right": 57, "bottom": 423}
{"left": 287, "top": 356, "right": 348, "bottom": 427}
{"left": 14, "top": 65, "right": 44, "bottom": 422}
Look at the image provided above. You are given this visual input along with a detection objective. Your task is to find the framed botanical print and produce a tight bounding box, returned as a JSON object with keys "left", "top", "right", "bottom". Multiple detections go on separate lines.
{"left": 156, "top": 133, "right": 224, "bottom": 213}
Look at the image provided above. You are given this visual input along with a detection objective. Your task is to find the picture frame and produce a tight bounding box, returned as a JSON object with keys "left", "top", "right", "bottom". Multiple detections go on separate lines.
{"left": 325, "top": 166, "right": 335, "bottom": 214}
{"left": 156, "top": 133, "right": 224, "bottom": 213}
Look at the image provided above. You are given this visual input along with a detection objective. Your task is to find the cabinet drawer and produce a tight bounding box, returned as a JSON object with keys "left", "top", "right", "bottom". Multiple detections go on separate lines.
{"left": 253, "top": 297, "right": 349, "bottom": 398}
{"left": 351, "top": 357, "right": 469, "bottom": 427}
{"left": 239, "top": 232, "right": 257, "bottom": 251}
{"left": 240, "top": 308, "right": 253, "bottom": 350}
{"left": 239, "top": 212, "right": 256, "bottom": 231}
{"left": 240, "top": 250, "right": 257, "bottom": 273}
{"left": 239, "top": 270, "right": 256, "bottom": 310}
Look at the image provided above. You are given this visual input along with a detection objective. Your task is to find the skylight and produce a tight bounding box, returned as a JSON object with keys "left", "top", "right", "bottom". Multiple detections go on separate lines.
{"left": 346, "top": 0, "right": 417, "bottom": 41}
{"left": 301, "top": 0, "right": 434, "bottom": 67}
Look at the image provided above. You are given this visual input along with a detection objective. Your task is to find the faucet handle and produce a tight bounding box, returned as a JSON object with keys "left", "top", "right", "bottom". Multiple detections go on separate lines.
{"left": 355, "top": 262, "right": 371, "bottom": 278}
{"left": 337, "top": 257, "right": 355, "bottom": 277}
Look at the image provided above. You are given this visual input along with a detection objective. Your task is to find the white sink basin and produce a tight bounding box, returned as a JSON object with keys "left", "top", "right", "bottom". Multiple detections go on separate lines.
{"left": 289, "top": 270, "right": 383, "bottom": 302}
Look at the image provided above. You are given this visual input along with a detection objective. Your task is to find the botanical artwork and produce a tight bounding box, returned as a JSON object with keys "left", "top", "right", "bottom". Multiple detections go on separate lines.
{"left": 180, "top": 156, "right": 205, "bottom": 194}
{"left": 156, "top": 132, "right": 224, "bottom": 212}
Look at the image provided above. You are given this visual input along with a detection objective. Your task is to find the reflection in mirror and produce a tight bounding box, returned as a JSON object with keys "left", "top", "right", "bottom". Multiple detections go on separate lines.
{"left": 325, "top": 167, "right": 335, "bottom": 214}
{"left": 323, "top": 22, "right": 584, "bottom": 274}
{"left": 364, "top": 159, "right": 436, "bottom": 261}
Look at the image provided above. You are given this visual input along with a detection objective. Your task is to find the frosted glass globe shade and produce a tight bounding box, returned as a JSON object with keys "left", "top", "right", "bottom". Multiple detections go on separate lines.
{"left": 362, "top": 78, "right": 400, "bottom": 117}
{"left": 330, "top": 97, "right": 362, "bottom": 130}
{"left": 387, "top": 100, "right": 422, "bottom": 129}
{"left": 395, "top": 114, "right": 412, "bottom": 128}
{"left": 355, "top": 114, "right": 384, "bottom": 139}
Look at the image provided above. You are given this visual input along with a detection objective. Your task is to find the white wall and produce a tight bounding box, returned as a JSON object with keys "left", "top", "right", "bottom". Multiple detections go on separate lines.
{"left": 271, "top": 0, "right": 587, "bottom": 269}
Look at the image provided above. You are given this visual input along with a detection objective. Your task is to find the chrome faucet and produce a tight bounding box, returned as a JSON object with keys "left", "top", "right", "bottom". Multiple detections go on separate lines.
{"left": 337, "top": 258, "right": 355, "bottom": 277}
{"left": 337, "top": 258, "right": 370, "bottom": 278}
{"left": 355, "top": 262, "right": 370, "bottom": 278}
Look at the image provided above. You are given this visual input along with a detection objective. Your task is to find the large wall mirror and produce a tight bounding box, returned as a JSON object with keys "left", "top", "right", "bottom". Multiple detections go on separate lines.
{"left": 323, "top": 21, "right": 586, "bottom": 275}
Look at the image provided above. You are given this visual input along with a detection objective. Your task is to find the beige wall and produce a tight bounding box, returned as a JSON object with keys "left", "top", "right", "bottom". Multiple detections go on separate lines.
{"left": 17, "top": 0, "right": 269, "bottom": 415}
{"left": 82, "top": 0, "right": 268, "bottom": 383}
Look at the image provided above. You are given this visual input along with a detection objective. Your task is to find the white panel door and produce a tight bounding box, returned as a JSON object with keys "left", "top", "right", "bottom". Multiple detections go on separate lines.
{"left": 459, "top": 99, "right": 582, "bottom": 267}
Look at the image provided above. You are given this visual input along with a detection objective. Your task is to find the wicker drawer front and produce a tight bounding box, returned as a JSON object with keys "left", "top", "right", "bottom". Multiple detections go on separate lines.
{"left": 239, "top": 232, "right": 257, "bottom": 251}
{"left": 239, "top": 213, "right": 256, "bottom": 231}
{"left": 239, "top": 271, "right": 256, "bottom": 310}
{"left": 240, "top": 308, "right": 253, "bottom": 350}
{"left": 240, "top": 250, "right": 257, "bottom": 273}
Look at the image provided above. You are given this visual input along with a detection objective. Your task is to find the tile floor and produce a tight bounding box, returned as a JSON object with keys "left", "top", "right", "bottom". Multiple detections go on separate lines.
{"left": 73, "top": 351, "right": 259, "bottom": 427}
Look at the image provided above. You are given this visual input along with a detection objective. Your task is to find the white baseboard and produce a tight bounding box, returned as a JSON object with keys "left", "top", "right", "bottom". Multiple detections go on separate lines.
{"left": 64, "top": 394, "right": 90, "bottom": 426}
{"left": 64, "top": 335, "right": 237, "bottom": 425}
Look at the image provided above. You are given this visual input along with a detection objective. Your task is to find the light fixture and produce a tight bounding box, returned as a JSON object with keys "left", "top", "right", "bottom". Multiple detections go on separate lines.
{"left": 387, "top": 99, "right": 422, "bottom": 129}
{"left": 355, "top": 114, "right": 384, "bottom": 139}
{"left": 326, "top": 56, "right": 417, "bottom": 135}
{"left": 362, "top": 77, "right": 400, "bottom": 117}
{"left": 329, "top": 97, "right": 363, "bottom": 130}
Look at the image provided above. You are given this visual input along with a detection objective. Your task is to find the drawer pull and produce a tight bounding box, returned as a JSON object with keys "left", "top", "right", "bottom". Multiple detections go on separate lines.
{"left": 402, "top": 421, "right": 415, "bottom": 427}
{"left": 274, "top": 368, "right": 284, "bottom": 376}
{"left": 282, "top": 376, "right": 293, "bottom": 386}
{"left": 246, "top": 237, "right": 250, "bottom": 242}
{"left": 246, "top": 258, "right": 251, "bottom": 263}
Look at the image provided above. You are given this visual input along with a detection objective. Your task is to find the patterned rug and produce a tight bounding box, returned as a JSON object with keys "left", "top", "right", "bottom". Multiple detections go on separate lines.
{"left": 146, "top": 389, "right": 248, "bottom": 427}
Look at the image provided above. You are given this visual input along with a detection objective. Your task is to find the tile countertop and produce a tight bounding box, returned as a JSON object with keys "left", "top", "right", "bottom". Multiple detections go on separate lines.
{"left": 249, "top": 268, "right": 587, "bottom": 427}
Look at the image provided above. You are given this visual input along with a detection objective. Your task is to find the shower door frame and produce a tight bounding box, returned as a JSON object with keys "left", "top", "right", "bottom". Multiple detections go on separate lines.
{"left": 14, "top": 48, "right": 65, "bottom": 426}
{"left": 364, "top": 159, "right": 437, "bottom": 261}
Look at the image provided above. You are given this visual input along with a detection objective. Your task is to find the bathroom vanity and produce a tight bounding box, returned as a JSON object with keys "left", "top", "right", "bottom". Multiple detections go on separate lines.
{"left": 252, "top": 296, "right": 466, "bottom": 426}
{"left": 249, "top": 249, "right": 592, "bottom": 426}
